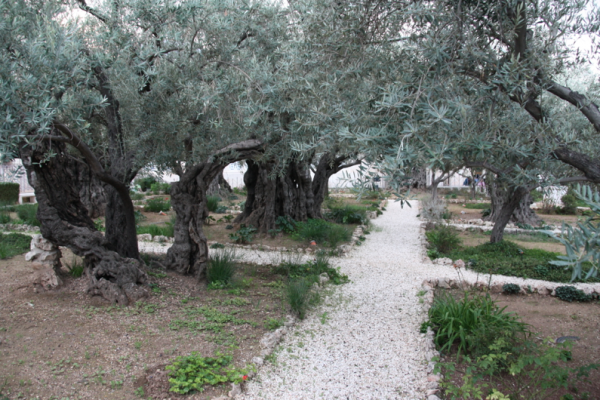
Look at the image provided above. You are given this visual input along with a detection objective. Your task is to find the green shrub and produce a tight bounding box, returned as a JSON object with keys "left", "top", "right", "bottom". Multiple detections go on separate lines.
{"left": 16, "top": 204, "right": 40, "bottom": 226}
{"left": 0, "top": 183, "right": 19, "bottom": 204}
{"left": 555, "top": 286, "right": 591, "bottom": 302}
{"left": 206, "top": 195, "right": 220, "bottom": 212}
{"left": 502, "top": 283, "right": 520, "bottom": 294}
{"left": 207, "top": 249, "right": 237, "bottom": 286}
{"left": 429, "top": 292, "right": 529, "bottom": 357}
{"left": 215, "top": 205, "right": 228, "bottom": 214}
{"left": 326, "top": 204, "right": 368, "bottom": 224}
{"left": 0, "top": 233, "right": 31, "bottom": 259}
{"left": 293, "top": 219, "right": 351, "bottom": 248}
{"left": 426, "top": 224, "right": 461, "bottom": 255}
{"left": 264, "top": 317, "right": 284, "bottom": 331}
{"left": 286, "top": 278, "right": 313, "bottom": 319}
{"left": 136, "top": 224, "right": 174, "bottom": 237}
{"left": 166, "top": 352, "right": 249, "bottom": 394}
{"left": 145, "top": 198, "right": 170, "bottom": 212}
{"left": 561, "top": 188, "right": 578, "bottom": 215}
{"left": 136, "top": 177, "right": 157, "bottom": 192}
{"left": 150, "top": 183, "right": 161, "bottom": 194}
{"left": 0, "top": 212, "right": 11, "bottom": 224}
{"left": 229, "top": 224, "right": 256, "bottom": 244}
{"left": 131, "top": 192, "right": 145, "bottom": 201}
{"left": 160, "top": 183, "right": 171, "bottom": 194}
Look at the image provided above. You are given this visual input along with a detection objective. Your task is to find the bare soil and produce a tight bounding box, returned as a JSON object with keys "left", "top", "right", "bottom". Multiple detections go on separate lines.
{"left": 458, "top": 231, "right": 567, "bottom": 254}
{"left": 0, "top": 249, "right": 288, "bottom": 400}
{"left": 437, "top": 290, "right": 600, "bottom": 400}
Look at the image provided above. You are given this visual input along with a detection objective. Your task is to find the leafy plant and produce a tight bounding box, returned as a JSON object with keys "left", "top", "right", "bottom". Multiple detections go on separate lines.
{"left": 136, "top": 224, "right": 174, "bottom": 237}
{"left": 210, "top": 243, "right": 225, "bottom": 249}
{"left": 274, "top": 251, "right": 348, "bottom": 285}
{"left": 275, "top": 215, "right": 297, "bottom": 233}
{"left": 218, "top": 214, "right": 234, "bottom": 223}
{"left": 560, "top": 188, "right": 579, "bottom": 215}
{"left": 463, "top": 203, "right": 492, "bottom": 210}
{"left": 229, "top": 224, "right": 256, "bottom": 244}
{"left": 325, "top": 204, "right": 368, "bottom": 224}
{"left": 166, "top": 352, "right": 249, "bottom": 394}
{"left": 429, "top": 292, "right": 529, "bottom": 357}
{"left": 150, "top": 183, "right": 160, "bottom": 195}
{"left": 555, "top": 286, "right": 591, "bottom": 302}
{"left": 94, "top": 218, "right": 105, "bottom": 232}
{"left": 136, "top": 177, "right": 157, "bottom": 192}
{"left": 502, "top": 283, "right": 520, "bottom": 295}
{"left": 145, "top": 198, "right": 171, "bottom": 212}
{"left": 426, "top": 224, "right": 462, "bottom": 255}
{"left": 207, "top": 249, "right": 238, "bottom": 287}
{"left": 66, "top": 258, "right": 85, "bottom": 278}
{"left": 544, "top": 185, "right": 600, "bottom": 282}
{"left": 131, "top": 192, "right": 145, "bottom": 201}
{"left": 264, "top": 317, "right": 284, "bottom": 330}
{"left": 268, "top": 228, "right": 280, "bottom": 238}
{"left": 215, "top": 205, "right": 228, "bottom": 213}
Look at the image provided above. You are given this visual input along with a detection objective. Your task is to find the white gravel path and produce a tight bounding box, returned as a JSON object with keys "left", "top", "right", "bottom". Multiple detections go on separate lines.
{"left": 240, "top": 200, "right": 437, "bottom": 400}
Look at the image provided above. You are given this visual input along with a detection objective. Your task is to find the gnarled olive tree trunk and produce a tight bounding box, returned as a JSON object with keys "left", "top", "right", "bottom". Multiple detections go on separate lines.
{"left": 235, "top": 153, "right": 361, "bottom": 232}
{"left": 20, "top": 141, "right": 147, "bottom": 305}
{"left": 165, "top": 140, "right": 263, "bottom": 278}
{"left": 77, "top": 165, "right": 106, "bottom": 219}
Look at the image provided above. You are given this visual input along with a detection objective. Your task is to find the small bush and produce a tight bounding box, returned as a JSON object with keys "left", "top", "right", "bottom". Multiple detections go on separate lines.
{"left": 264, "top": 317, "right": 284, "bottom": 331}
{"left": 561, "top": 189, "right": 578, "bottom": 215}
{"left": 206, "top": 196, "right": 220, "bottom": 212}
{"left": 293, "top": 219, "right": 351, "bottom": 248}
{"left": 555, "top": 286, "right": 591, "bottom": 302}
{"left": 421, "top": 196, "right": 448, "bottom": 221}
{"left": 145, "top": 198, "right": 170, "bottom": 212}
{"left": 229, "top": 224, "right": 256, "bottom": 244}
{"left": 429, "top": 292, "right": 529, "bottom": 357}
{"left": 131, "top": 192, "right": 145, "bottom": 201}
{"left": 502, "top": 283, "right": 521, "bottom": 294}
{"left": 207, "top": 249, "right": 237, "bottom": 286}
{"left": 287, "top": 278, "right": 313, "bottom": 319}
{"left": 136, "top": 224, "right": 174, "bottom": 237}
{"left": 16, "top": 204, "right": 40, "bottom": 226}
{"left": 160, "top": 183, "right": 171, "bottom": 194}
{"left": 0, "top": 183, "right": 19, "bottom": 204}
{"left": 0, "top": 212, "right": 11, "bottom": 224}
{"left": 426, "top": 224, "right": 461, "bottom": 255}
{"left": 326, "top": 204, "right": 368, "bottom": 224}
{"left": 136, "top": 177, "right": 157, "bottom": 192}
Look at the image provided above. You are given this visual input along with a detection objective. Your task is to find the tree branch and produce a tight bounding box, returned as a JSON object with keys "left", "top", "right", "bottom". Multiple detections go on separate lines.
{"left": 546, "top": 80, "right": 600, "bottom": 132}
{"left": 76, "top": 0, "right": 109, "bottom": 24}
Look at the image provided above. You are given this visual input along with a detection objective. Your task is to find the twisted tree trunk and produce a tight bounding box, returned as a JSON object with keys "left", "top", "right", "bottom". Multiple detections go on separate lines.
{"left": 77, "top": 165, "right": 106, "bottom": 219}
{"left": 235, "top": 153, "right": 361, "bottom": 232}
{"left": 20, "top": 141, "right": 147, "bottom": 305}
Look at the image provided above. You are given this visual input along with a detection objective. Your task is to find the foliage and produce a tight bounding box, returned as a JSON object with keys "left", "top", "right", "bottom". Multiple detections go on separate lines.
{"left": 207, "top": 249, "right": 238, "bottom": 287}
{"left": 0, "top": 233, "right": 31, "bottom": 259}
{"left": 0, "top": 211, "right": 11, "bottom": 224}
{"left": 502, "top": 283, "right": 521, "bottom": 295}
{"left": 215, "top": 205, "right": 228, "bottom": 214}
{"left": 286, "top": 278, "right": 314, "bottom": 320}
{"left": 65, "top": 258, "right": 85, "bottom": 278}
{"left": 437, "top": 338, "right": 597, "bottom": 400}
{"left": 554, "top": 286, "right": 591, "bottom": 303}
{"left": 94, "top": 218, "right": 105, "bottom": 232}
{"left": 463, "top": 203, "right": 491, "bottom": 210}
{"left": 136, "top": 224, "right": 174, "bottom": 238}
{"left": 15, "top": 204, "right": 39, "bottom": 226}
{"left": 0, "top": 183, "right": 19, "bottom": 204}
{"left": 210, "top": 243, "right": 225, "bottom": 249}
{"left": 544, "top": 185, "right": 600, "bottom": 282}
{"left": 449, "top": 241, "right": 589, "bottom": 283}
{"left": 274, "top": 251, "right": 349, "bottom": 285}
{"left": 136, "top": 177, "right": 158, "bottom": 192}
{"left": 293, "top": 219, "right": 351, "bottom": 248}
{"left": 429, "top": 292, "right": 529, "bottom": 357}
{"left": 264, "top": 317, "right": 284, "bottom": 331}
{"left": 166, "top": 352, "right": 249, "bottom": 394}
{"left": 275, "top": 215, "right": 297, "bottom": 233}
{"left": 421, "top": 196, "right": 449, "bottom": 222}
{"left": 145, "top": 198, "right": 171, "bottom": 213}
{"left": 325, "top": 204, "right": 368, "bottom": 225}
{"left": 229, "top": 224, "right": 256, "bottom": 244}
{"left": 426, "top": 224, "right": 462, "bottom": 255}
{"left": 131, "top": 193, "right": 145, "bottom": 201}
{"left": 160, "top": 183, "right": 171, "bottom": 194}
{"left": 560, "top": 189, "right": 579, "bottom": 215}
{"left": 206, "top": 196, "right": 220, "bottom": 213}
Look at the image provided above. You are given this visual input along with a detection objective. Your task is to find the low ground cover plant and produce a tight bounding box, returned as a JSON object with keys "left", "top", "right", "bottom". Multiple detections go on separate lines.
{"left": 426, "top": 224, "right": 462, "bottom": 256}
{"left": 463, "top": 202, "right": 491, "bottom": 210}
{"left": 166, "top": 352, "right": 250, "bottom": 394}
{"left": 15, "top": 204, "right": 40, "bottom": 226}
{"left": 554, "top": 286, "right": 592, "bottom": 302}
{"left": 207, "top": 249, "right": 238, "bottom": 288}
{"left": 145, "top": 198, "right": 171, "bottom": 212}
{"left": 325, "top": 204, "right": 369, "bottom": 224}
{"left": 229, "top": 224, "right": 256, "bottom": 244}
{"left": 293, "top": 219, "right": 351, "bottom": 248}
{"left": 207, "top": 195, "right": 220, "bottom": 213}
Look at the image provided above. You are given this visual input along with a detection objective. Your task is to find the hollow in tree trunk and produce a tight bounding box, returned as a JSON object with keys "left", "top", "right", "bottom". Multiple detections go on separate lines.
{"left": 20, "top": 141, "right": 147, "bottom": 305}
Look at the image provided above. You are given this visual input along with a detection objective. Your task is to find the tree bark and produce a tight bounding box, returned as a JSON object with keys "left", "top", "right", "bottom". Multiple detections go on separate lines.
{"left": 489, "top": 186, "right": 529, "bottom": 243}
{"left": 19, "top": 141, "right": 147, "bottom": 305}
{"left": 104, "top": 185, "right": 139, "bottom": 259}
{"left": 485, "top": 180, "right": 541, "bottom": 228}
{"left": 207, "top": 170, "right": 233, "bottom": 197}
{"left": 77, "top": 164, "right": 106, "bottom": 219}
{"left": 235, "top": 153, "right": 361, "bottom": 232}
{"left": 165, "top": 140, "right": 263, "bottom": 278}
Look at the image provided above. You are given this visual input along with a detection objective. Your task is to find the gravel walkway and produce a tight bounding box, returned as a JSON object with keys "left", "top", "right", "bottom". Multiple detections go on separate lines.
{"left": 240, "top": 200, "right": 436, "bottom": 400}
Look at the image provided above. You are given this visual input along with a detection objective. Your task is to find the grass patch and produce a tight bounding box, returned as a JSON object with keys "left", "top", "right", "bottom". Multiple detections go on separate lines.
{"left": 325, "top": 204, "right": 369, "bottom": 224}
{"left": 448, "top": 240, "right": 596, "bottom": 283}
{"left": 136, "top": 224, "right": 174, "bottom": 237}
{"left": 145, "top": 198, "right": 170, "bottom": 212}
{"left": 0, "top": 233, "right": 31, "bottom": 259}
{"left": 207, "top": 249, "right": 237, "bottom": 287}
{"left": 293, "top": 219, "right": 351, "bottom": 248}
{"left": 206, "top": 196, "right": 220, "bottom": 213}
{"left": 462, "top": 202, "right": 491, "bottom": 210}
{"left": 15, "top": 204, "right": 40, "bottom": 226}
